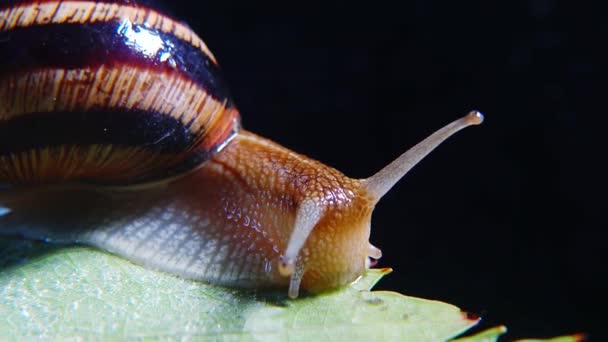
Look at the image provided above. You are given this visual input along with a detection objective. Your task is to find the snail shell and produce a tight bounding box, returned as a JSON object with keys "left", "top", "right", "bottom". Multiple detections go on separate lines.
{"left": 0, "top": 0, "right": 238, "bottom": 184}
{"left": 0, "top": 1, "right": 483, "bottom": 298}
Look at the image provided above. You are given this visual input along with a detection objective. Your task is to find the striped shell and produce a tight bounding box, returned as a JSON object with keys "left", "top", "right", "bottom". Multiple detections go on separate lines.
{"left": 0, "top": 0, "right": 239, "bottom": 185}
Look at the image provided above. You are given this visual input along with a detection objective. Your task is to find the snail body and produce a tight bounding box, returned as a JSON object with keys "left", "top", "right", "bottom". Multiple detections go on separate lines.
{"left": 0, "top": 1, "right": 483, "bottom": 298}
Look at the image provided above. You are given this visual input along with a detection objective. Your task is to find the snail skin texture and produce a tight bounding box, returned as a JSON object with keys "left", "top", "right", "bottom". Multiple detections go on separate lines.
{"left": 0, "top": 1, "right": 483, "bottom": 298}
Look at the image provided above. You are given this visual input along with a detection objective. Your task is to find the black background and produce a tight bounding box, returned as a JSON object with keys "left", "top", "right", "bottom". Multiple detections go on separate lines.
{"left": 170, "top": 1, "right": 602, "bottom": 340}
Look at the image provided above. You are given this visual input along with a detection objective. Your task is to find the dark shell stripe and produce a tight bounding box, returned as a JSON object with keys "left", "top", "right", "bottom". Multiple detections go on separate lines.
{"left": 0, "top": 21, "right": 229, "bottom": 101}
{"left": 0, "top": 118, "right": 238, "bottom": 185}
{"left": 0, "top": 108, "right": 197, "bottom": 155}
{"left": 0, "top": 0, "right": 217, "bottom": 64}
{"left": 0, "top": 1, "right": 240, "bottom": 185}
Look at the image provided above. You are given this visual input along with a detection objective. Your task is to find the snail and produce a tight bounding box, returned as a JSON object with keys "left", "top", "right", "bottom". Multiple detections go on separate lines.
{"left": 0, "top": 1, "right": 483, "bottom": 298}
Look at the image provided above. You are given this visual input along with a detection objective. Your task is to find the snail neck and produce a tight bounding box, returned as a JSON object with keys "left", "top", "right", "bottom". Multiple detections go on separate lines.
{"left": 208, "top": 130, "right": 360, "bottom": 201}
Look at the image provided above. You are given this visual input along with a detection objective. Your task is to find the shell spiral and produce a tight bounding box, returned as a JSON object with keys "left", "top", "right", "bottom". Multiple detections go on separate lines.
{"left": 0, "top": 0, "right": 239, "bottom": 185}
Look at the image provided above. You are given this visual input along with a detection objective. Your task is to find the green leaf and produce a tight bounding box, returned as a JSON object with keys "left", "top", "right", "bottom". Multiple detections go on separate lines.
{"left": 452, "top": 326, "right": 508, "bottom": 342}
{"left": 450, "top": 325, "right": 586, "bottom": 342}
{"left": 515, "top": 333, "right": 586, "bottom": 342}
{"left": 0, "top": 237, "right": 479, "bottom": 340}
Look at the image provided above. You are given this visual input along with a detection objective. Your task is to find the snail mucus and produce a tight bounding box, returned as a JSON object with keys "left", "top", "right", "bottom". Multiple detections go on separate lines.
{"left": 0, "top": 1, "right": 483, "bottom": 298}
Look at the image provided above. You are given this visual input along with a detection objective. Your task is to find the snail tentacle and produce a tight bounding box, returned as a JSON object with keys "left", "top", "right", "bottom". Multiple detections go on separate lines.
{"left": 288, "top": 258, "right": 307, "bottom": 299}
{"left": 363, "top": 111, "right": 484, "bottom": 202}
{"left": 279, "top": 199, "right": 324, "bottom": 277}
